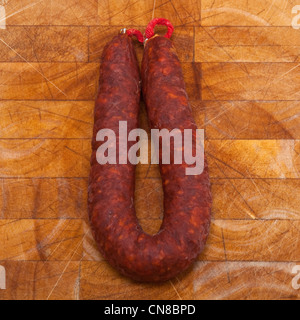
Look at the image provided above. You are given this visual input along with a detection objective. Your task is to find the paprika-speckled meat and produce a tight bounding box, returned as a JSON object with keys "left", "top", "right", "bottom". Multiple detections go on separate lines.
{"left": 88, "top": 34, "right": 212, "bottom": 282}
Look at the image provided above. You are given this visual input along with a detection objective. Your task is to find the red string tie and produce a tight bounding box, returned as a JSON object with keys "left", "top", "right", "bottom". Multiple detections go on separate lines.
{"left": 145, "top": 18, "right": 174, "bottom": 41}
{"left": 123, "top": 28, "right": 144, "bottom": 43}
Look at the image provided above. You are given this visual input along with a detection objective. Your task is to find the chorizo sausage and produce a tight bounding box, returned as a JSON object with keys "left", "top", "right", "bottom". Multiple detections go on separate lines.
{"left": 88, "top": 23, "right": 212, "bottom": 282}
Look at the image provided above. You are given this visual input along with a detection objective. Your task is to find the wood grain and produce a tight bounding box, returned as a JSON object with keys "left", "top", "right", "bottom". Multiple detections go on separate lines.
{"left": 204, "top": 101, "right": 300, "bottom": 139}
{"left": 97, "top": 0, "right": 201, "bottom": 27}
{"left": 201, "top": 62, "right": 300, "bottom": 101}
{"left": 0, "top": 26, "right": 88, "bottom": 62}
{"left": 0, "top": 178, "right": 88, "bottom": 219}
{"left": 209, "top": 220, "right": 300, "bottom": 261}
{"left": 0, "top": 101, "right": 93, "bottom": 138}
{"left": 195, "top": 27, "right": 300, "bottom": 62}
{"left": 0, "top": 219, "right": 83, "bottom": 260}
{"left": 211, "top": 179, "right": 300, "bottom": 220}
{"left": 136, "top": 140, "right": 300, "bottom": 179}
{"left": 207, "top": 140, "right": 300, "bottom": 179}
{"left": 0, "top": 261, "right": 80, "bottom": 300}
{"left": 201, "top": 0, "right": 297, "bottom": 26}
{"left": 0, "top": 62, "right": 199, "bottom": 100}
{"left": 0, "top": 139, "right": 90, "bottom": 178}
{"left": 5, "top": 0, "right": 100, "bottom": 26}
{"left": 0, "top": 63, "right": 98, "bottom": 100}
{"left": 194, "top": 261, "right": 300, "bottom": 300}
{"left": 80, "top": 261, "right": 195, "bottom": 300}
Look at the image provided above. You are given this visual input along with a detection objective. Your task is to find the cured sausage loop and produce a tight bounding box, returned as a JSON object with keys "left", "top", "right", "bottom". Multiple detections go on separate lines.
{"left": 88, "top": 21, "right": 212, "bottom": 282}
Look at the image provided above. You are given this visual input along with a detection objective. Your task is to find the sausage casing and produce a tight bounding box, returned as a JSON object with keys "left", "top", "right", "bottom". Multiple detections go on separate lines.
{"left": 88, "top": 34, "right": 212, "bottom": 282}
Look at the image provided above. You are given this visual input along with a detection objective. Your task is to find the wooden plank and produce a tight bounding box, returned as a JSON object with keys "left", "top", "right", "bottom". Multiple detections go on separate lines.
{"left": 0, "top": 219, "right": 83, "bottom": 260}
{"left": 197, "top": 46, "right": 300, "bottom": 63}
{"left": 0, "top": 101, "right": 93, "bottom": 139}
{"left": 0, "top": 26, "right": 88, "bottom": 62}
{"left": 4, "top": 0, "right": 100, "bottom": 26}
{"left": 193, "top": 261, "right": 300, "bottom": 300}
{"left": 195, "top": 27, "right": 300, "bottom": 62}
{"left": 80, "top": 261, "right": 194, "bottom": 300}
{"left": 201, "top": 62, "right": 300, "bottom": 101}
{"left": 4, "top": 0, "right": 201, "bottom": 27}
{"left": 201, "top": 0, "right": 297, "bottom": 26}
{"left": 0, "top": 63, "right": 98, "bottom": 100}
{"left": 211, "top": 179, "right": 300, "bottom": 220}
{"left": 89, "top": 26, "right": 194, "bottom": 63}
{"left": 204, "top": 101, "right": 300, "bottom": 140}
{"left": 215, "top": 220, "right": 300, "bottom": 261}
{"left": 4, "top": 100, "right": 299, "bottom": 141}
{"left": 97, "top": 0, "right": 201, "bottom": 26}
{"left": 0, "top": 178, "right": 88, "bottom": 219}
{"left": 0, "top": 261, "right": 80, "bottom": 300}
{"left": 197, "top": 27, "right": 300, "bottom": 47}
{"left": 6, "top": 0, "right": 296, "bottom": 28}
{"left": 0, "top": 62, "right": 199, "bottom": 100}
{"left": 2, "top": 261, "right": 297, "bottom": 300}
{"left": 0, "top": 139, "right": 90, "bottom": 178}
{"left": 207, "top": 140, "right": 300, "bottom": 179}
{"left": 1, "top": 139, "right": 298, "bottom": 179}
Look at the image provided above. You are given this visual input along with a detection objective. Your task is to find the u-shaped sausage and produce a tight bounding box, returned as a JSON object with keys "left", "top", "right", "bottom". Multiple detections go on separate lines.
{"left": 88, "top": 34, "right": 212, "bottom": 282}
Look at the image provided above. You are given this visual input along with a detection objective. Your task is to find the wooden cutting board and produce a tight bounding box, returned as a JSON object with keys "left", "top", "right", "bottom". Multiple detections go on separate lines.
{"left": 0, "top": 0, "right": 300, "bottom": 300}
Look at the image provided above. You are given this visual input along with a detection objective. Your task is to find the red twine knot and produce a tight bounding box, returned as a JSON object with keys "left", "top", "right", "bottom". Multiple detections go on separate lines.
{"left": 126, "top": 29, "right": 144, "bottom": 43}
{"left": 145, "top": 18, "right": 174, "bottom": 40}
{"left": 121, "top": 18, "right": 174, "bottom": 44}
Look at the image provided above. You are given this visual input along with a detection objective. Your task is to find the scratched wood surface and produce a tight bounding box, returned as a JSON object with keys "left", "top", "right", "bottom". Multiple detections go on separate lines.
{"left": 0, "top": 0, "right": 300, "bottom": 300}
